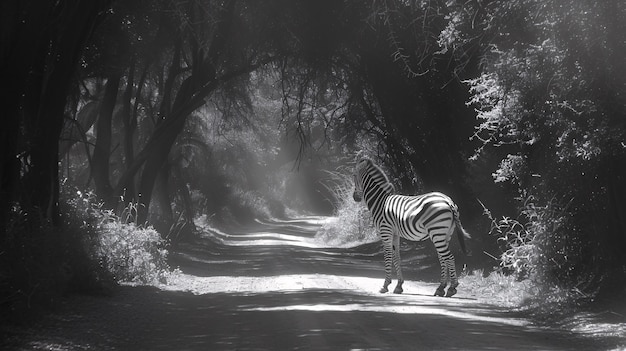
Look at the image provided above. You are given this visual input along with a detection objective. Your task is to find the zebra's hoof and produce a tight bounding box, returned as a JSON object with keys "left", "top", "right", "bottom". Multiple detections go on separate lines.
{"left": 445, "top": 287, "right": 457, "bottom": 297}
{"left": 393, "top": 286, "right": 403, "bottom": 294}
{"left": 434, "top": 288, "right": 445, "bottom": 297}
{"left": 380, "top": 287, "right": 389, "bottom": 293}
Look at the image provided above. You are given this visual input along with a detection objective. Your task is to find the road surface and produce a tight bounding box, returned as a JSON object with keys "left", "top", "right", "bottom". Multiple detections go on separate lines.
{"left": 1, "top": 216, "right": 617, "bottom": 350}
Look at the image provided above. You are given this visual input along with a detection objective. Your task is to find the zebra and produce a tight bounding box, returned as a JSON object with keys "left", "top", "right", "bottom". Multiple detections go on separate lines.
{"left": 352, "top": 156, "right": 470, "bottom": 297}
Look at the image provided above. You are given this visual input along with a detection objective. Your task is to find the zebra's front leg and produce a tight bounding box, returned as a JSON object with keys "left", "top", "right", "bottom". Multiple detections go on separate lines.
{"left": 380, "top": 277, "right": 392, "bottom": 293}
{"left": 380, "top": 235, "right": 394, "bottom": 293}
{"left": 392, "top": 234, "right": 404, "bottom": 294}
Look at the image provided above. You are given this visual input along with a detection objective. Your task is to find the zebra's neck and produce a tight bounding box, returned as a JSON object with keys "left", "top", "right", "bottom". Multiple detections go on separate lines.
{"left": 363, "top": 181, "right": 393, "bottom": 214}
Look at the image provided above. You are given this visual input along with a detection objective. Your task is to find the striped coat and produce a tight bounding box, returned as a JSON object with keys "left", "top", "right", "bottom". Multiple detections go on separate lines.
{"left": 353, "top": 157, "right": 470, "bottom": 297}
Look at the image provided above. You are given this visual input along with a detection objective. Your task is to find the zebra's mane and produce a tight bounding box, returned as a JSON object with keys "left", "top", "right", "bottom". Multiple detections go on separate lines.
{"left": 358, "top": 157, "right": 396, "bottom": 194}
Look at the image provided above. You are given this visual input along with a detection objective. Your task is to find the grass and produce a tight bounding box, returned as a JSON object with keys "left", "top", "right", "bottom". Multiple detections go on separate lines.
{"left": 459, "top": 269, "right": 534, "bottom": 307}
{"left": 459, "top": 267, "right": 625, "bottom": 344}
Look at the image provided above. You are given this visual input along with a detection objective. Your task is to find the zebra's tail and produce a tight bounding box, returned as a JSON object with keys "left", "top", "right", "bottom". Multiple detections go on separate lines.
{"left": 452, "top": 204, "right": 471, "bottom": 255}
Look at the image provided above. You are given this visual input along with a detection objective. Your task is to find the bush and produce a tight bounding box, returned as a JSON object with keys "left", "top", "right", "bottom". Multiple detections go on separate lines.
{"left": 479, "top": 194, "right": 597, "bottom": 320}
{"left": 461, "top": 0, "right": 626, "bottom": 300}
{"left": 97, "top": 222, "right": 169, "bottom": 284}
{"left": 315, "top": 169, "right": 378, "bottom": 247}
{"left": 67, "top": 190, "right": 173, "bottom": 285}
{"left": 480, "top": 195, "right": 546, "bottom": 281}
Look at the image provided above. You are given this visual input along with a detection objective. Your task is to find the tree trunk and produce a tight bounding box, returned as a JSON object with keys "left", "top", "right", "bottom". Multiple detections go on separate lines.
{"left": 117, "top": 60, "right": 271, "bottom": 225}
{"left": 92, "top": 73, "right": 121, "bottom": 203}
{"left": 121, "top": 60, "right": 136, "bottom": 185}
{"left": 136, "top": 107, "right": 189, "bottom": 224}
{"left": 149, "top": 163, "right": 174, "bottom": 233}
{"left": 2, "top": 1, "right": 111, "bottom": 228}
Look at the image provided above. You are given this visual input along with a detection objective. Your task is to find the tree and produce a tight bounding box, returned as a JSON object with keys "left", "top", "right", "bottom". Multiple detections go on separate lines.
{"left": 67, "top": 0, "right": 298, "bottom": 232}
{"left": 64, "top": 0, "right": 481, "bottom": 234}
{"left": 452, "top": 0, "right": 626, "bottom": 296}
{"left": 277, "top": 1, "right": 479, "bottom": 205}
{"left": 1, "top": 0, "right": 111, "bottom": 236}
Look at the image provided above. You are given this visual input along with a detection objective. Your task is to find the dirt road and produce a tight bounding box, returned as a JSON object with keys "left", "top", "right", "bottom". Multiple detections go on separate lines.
{"left": 2, "top": 217, "right": 617, "bottom": 350}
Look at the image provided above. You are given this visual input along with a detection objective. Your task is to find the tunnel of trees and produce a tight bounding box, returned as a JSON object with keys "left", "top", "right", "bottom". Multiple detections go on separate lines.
{"left": 1, "top": 0, "right": 625, "bottom": 322}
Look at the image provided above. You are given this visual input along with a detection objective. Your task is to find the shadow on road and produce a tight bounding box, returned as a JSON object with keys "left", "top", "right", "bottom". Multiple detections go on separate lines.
{"left": 5, "top": 286, "right": 605, "bottom": 351}
{"left": 2, "top": 217, "right": 618, "bottom": 350}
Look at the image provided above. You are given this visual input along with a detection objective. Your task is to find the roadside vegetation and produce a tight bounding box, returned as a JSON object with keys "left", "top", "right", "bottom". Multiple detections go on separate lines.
{"left": 320, "top": 166, "right": 623, "bottom": 331}
{"left": 2, "top": 0, "right": 625, "bottom": 335}
{"left": 1, "top": 189, "right": 175, "bottom": 324}
{"left": 315, "top": 169, "right": 378, "bottom": 248}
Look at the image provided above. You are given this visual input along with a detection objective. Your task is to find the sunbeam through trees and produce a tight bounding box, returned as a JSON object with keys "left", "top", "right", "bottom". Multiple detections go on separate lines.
{"left": 1, "top": 0, "right": 625, "bottom": 349}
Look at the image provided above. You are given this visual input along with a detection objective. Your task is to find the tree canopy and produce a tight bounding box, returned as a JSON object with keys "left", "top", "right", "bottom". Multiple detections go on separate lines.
{"left": 2, "top": 0, "right": 626, "bottom": 315}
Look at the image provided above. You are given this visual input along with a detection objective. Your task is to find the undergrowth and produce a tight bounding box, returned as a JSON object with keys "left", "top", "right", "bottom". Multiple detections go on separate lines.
{"left": 69, "top": 190, "right": 174, "bottom": 285}
{"left": 314, "top": 169, "right": 378, "bottom": 247}
{"left": 0, "top": 188, "right": 176, "bottom": 325}
{"left": 474, "top": 196, "right": 596, "bottom": 322}
{"left": 459, "top": 269, "right": 533, "bottom": 307}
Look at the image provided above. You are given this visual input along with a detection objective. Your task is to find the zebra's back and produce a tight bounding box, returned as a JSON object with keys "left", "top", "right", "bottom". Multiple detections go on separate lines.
{"left": 383, "top": 192, "right": 456, "bottom": 242}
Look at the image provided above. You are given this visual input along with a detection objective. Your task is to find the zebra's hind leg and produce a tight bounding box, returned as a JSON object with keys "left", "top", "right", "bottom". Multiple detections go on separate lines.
{"left": 445, "top": 258, "right": 459, "bottom": 297}
{"left": 393, "top": 279, "right": 404, "bottom": 294}
{"left": 380, "top": 278, "right": 392, "bottom": 293}
{"left": 434, "top": 254, "right": 450, "bottom": 297}
{"left": 446, "top": 281, "right": 458, "bottom": 297}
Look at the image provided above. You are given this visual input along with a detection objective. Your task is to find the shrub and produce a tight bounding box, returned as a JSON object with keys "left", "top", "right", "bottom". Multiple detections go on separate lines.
{"left": 462, "top": 0, "right": 626, "bottom": 300}
{"left": 479, "top": 194, "right": 596, "bottom": 318}
{"left": 96, "top": 222, "right": 169, "bottom": 284}
{"left": 68, "top": 190, "right": 172, "bottom": 285}
{"left": 315, "top": 169, "right": 378, "bottom": 247}
{"left": 480, "top": 196, "right": 543, "bottom": 281}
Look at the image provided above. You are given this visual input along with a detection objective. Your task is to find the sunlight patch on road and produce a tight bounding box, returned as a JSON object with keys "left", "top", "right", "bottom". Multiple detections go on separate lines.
{"left": 198, "top": 225, "right": 322, "bottom": 248}
{"left": 161, "top": 272, "right": 531, "bottom": 327}
{"left": 194, "top": 214, "right": 375, "bottom": 249}
{"left": 160, "top": 273, "right": 470, "bottom": 300}
{"left": 255, "top": 216, "right": 335, "bottom": 226}
{"left": 159, "top": 273, "right": 370, "bottom": 294}
{"left": 195, "top": 216, "right": 326, "bottom": 248}
{"left": 242, "top": 303, "right": 528, "bottom": 327}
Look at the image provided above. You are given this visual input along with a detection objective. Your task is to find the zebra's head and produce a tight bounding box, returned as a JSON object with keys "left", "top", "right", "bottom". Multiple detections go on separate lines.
{"left": 352, "top": 157, "right": 368, "bottom": 202}
{"left": 352, "top": 156, "right": 395, "bottom": 203}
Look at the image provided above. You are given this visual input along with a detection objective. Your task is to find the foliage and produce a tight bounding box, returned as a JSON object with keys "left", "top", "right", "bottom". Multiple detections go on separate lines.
{"left": 0, "top": 194, "right": 110, "bottom": 324}
{"left": 96, "top": 221, "right": 169, "bottom": 285}
{"left": 460, "top": 268, "right": 590, "bottom": 324}
{"left": 181, "top": 79, "right": 289, "bottom": 225}
{"left": 0, "top": 187, "right": 175, "bottom": 323}
{"left": 315, "top": 168, "right": 378, "bottom": 247}
{"left": 453, "top": 0, "right": 626, "bottom": 299}
{"left": 68, "top": 190, "right": 173, "bottom": 285}
{"left": 480, "top": 195, "right": 572, "bottom": 285}
{"left": 481, "top": 203, "right": 537, "bottom": 280}
{"left": 4, "top": 0, "right": 626, "bottom": 325}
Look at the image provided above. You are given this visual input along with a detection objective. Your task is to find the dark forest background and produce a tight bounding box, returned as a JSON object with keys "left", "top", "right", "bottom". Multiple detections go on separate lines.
{"left": 1, "top": 0, "right": 625, "bottom": 323}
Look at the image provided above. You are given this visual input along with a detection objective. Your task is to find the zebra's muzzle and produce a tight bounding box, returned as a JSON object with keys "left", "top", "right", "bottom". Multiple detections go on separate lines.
{"left": 353, "top": 191, "right": 362, "bottom": 202}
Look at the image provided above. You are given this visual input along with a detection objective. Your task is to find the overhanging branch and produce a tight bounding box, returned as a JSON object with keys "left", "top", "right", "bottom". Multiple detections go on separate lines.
{"left": 113, "top": 55, "right": 276, "bottom": 197}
